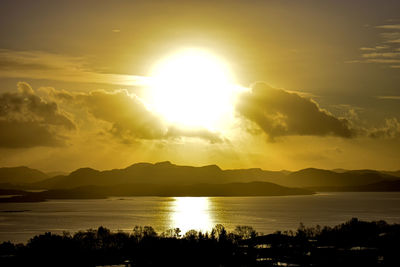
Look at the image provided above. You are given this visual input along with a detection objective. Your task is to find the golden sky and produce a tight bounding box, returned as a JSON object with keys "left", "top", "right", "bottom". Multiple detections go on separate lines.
{"left": 0, "top": 0, "right": 399, "bottom": 172}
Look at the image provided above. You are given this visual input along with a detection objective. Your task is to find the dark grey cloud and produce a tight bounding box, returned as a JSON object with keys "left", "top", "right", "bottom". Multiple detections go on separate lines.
{"left": 236, "top": 82, "right": 354, "bottom": 140}
{"left": 0, "top": 82, "right": 75, "bottom": 148}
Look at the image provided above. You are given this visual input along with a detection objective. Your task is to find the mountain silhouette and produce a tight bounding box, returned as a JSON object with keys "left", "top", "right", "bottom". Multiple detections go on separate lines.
{"left": 307, "top": 179, "right": 400, "bottom": 192}
{"left": 382, "top": 170, "right": 400, "bottom": 177}
{"left": 45, "top": 171, "right": 69, "bottom": 178}
{"left": 0, "top": 181, "right": 314, "bottom": 202}
{"left": 34, "top": 162, "right": 228, "bottom": 189}
{"left": 0, "top": 162, "right": 398, "bottom": 192}
{"left": 280, "top": 168, "right": 395, "bottom": 187}
{"left": 0, "top": 166, "right": 48, "bottom": 185}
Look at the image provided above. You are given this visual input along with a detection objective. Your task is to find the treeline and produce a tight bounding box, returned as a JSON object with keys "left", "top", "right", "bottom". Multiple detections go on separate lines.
{"left": 1, "top": 219, "right": 399, "bottom": 266}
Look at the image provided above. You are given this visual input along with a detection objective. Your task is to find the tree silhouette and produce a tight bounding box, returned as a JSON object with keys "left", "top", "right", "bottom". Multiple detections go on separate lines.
{"left": 0, "top": 219, "right": 399, "bottom": 266}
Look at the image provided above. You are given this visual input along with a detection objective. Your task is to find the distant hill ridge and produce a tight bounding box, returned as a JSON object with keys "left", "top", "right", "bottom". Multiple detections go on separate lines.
{"left": 0, "top": 162, "right": 399, "bottom": 191}
{"left": 0, "top": 166, "right": 48, "bottom": 184}
{"left": 307, "top": 180, "right": 400, "bottom": 192}
{"left": 0, "top": 181, "right": 315, "bottom": 202}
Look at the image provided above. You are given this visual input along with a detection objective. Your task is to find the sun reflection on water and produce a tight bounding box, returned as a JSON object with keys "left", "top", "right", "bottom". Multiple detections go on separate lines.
{"left": 170, "top": 197, "right": 214, "bottom": 234}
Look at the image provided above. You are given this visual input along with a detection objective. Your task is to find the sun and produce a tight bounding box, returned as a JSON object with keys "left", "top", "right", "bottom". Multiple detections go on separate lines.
{"left": 146, "top": 48, "right": 238, "bottom": 131}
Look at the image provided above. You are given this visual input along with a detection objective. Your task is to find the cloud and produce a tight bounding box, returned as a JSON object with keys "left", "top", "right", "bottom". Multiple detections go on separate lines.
{"left": 235, "top": 83, "right": 354, "bottom": 140}
{"left": 351, "top": 24, "right": 400, "bottom": 69}
{"left": 387, "top": 39, "right": 400, "bottom": 44}
{"left": 0, "top": 82, "right": 75, "bottom": 148}
{"left": 166, "top": 126, "right": 223, "bottom": 143}
{"left": 380, "top": 32, "right": 400, "bottom": 40}
{"left": 365, "top": 59, "right": 400, "bottom": 64}
{"left": 2, "top": 82, "right": 396, "bottom": 149}
{"left": 0, "top": 49, "right": 148, "bottom": 86}
{"left": 77, "top": 89, "right": 167, "bottom": 140}
{"left": 360, "top": 45, "right": 389, "bottom": 51}
{"left": 362, "top": 52, "right": 400, "bottom": 58}
{"left": 368, "top": 118, "right": 400, "bottom": 139}
{"left": 45, "top": 87, "right": 222, "bottom": 143}
{"left": 376, "top": 24, "right": 400, "bottom": 30}
{"left": 377, "top": 96, "right": 400, "bottom": 100}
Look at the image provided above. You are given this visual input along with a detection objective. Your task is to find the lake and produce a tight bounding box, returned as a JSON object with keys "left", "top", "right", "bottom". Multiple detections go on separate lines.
{"left": 1, "top": 192, "right": 400, "bottom": 243}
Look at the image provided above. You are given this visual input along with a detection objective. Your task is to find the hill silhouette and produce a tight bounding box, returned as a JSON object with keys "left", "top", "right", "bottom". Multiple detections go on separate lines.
{"left": 0, "top": 166, "right": 48, "bottom": 185}
{"left": 0, "top": 181, "right": 314, "bottom": 202}
{"left": 0, "top": 162, "right": 399, "bottom": 193}
{"left": 31, "top": 162, "right": 398, "bottom": 190}
{"left": 45, "top": 171, "right": 69, "bottom": 178}
{"left": 34, "top": 162, "right": 228, "bottom": 189}
{"left": 281, "top": 168, "right": 396, "bottom": 187}
{"left": 307, "top": 179, "right": 400, "bottom": 192}
{"left": 383, "top": 170, "right": 400, "bottom": 177}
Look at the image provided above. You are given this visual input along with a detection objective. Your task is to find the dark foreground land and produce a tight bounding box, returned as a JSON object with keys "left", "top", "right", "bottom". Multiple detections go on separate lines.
{"left": 1, "top": 218, "right": 399, "bottom": 267}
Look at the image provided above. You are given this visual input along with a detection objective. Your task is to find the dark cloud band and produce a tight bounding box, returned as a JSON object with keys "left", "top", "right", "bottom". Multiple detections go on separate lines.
{"left": 236, "top": 82, "right": 354, "bottom": 140}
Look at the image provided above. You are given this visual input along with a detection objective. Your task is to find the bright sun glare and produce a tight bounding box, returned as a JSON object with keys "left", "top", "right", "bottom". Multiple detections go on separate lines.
{"left": 147, "top": 48, "right": 238, "bottom": 131}
{"left": 171, "top": 197, "right": 213, "bottom": 234}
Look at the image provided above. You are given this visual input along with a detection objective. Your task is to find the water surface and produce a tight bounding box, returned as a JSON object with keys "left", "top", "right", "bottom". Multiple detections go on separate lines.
{"left": 1, "top": 192, "right": 400, "bottom": 243}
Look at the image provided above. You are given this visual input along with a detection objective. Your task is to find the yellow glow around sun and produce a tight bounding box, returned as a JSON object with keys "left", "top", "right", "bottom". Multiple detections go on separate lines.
{"left": 147, "top": 48, "right": 238, "bottom": 131}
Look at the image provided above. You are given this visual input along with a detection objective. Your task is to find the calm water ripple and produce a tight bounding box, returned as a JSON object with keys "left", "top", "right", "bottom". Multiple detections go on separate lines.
{"left": 1, "top": 192, "right": 400, "bottom": 243}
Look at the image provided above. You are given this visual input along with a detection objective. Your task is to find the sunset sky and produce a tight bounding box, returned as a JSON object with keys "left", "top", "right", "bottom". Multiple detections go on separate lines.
{"left": 0, "top": 0, "right": 399, "bottom": 172}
